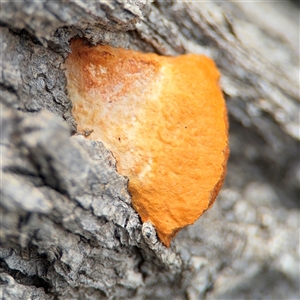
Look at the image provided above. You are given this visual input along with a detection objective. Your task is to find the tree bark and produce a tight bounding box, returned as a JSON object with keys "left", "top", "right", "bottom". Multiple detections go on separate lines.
{"left": 1, "top": 1, "right": 299, "bottom": 299}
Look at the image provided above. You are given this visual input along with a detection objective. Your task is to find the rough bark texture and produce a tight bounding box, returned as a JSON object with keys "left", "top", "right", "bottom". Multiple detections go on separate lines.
{"left": 0, "top": 1, "right": 299, "bottom": 299}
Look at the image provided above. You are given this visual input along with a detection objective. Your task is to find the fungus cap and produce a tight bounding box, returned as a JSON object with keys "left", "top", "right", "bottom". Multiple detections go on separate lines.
{"left": 65, "top": 39, "right": 229, "bottom": 247}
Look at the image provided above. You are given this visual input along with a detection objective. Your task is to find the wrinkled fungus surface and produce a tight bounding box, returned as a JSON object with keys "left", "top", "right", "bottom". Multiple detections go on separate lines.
{"left": 65, "top": 39, "right": 229, "bottom": 247}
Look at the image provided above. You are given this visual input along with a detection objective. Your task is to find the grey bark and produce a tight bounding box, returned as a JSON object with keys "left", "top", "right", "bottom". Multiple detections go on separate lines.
{"left": 0, "top": 1, "right": 299, "bottom": 299}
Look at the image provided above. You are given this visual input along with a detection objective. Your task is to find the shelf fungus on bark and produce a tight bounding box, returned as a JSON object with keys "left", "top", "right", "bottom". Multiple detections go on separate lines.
{"left": 64, "top": 39, "right": 229, "bottom": 247}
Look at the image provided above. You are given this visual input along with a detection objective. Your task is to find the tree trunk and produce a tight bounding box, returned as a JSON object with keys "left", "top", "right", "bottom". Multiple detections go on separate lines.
{"left": 1, "top": 1, "right": 299, "bottom": 299}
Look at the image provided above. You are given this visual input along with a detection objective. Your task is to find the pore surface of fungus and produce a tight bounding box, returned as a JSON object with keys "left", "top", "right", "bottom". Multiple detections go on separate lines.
{"left": 65, "top": 39, "right": 229, "bottom": 247}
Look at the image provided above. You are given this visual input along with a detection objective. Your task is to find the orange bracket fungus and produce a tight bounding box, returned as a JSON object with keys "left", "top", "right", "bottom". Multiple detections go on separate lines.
{"left": 65, "top": 39, "right": 229, "bottom": 247}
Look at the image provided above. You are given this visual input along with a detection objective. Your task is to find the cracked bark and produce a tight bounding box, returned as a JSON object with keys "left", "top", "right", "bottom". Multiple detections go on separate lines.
{"left": 0, "top": 1, "right": 299, "bottom": 299}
